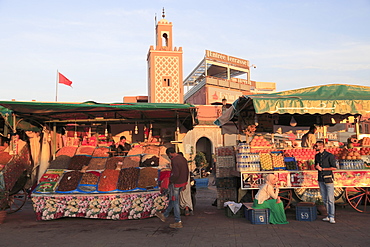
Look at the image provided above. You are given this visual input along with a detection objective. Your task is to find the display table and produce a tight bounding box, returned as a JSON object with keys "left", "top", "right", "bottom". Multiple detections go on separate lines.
{"left": 31, "top": 191, "right": 168, "bottom": 221}
{"left": 241, "top": 170, "right": 370, "bottom": 189}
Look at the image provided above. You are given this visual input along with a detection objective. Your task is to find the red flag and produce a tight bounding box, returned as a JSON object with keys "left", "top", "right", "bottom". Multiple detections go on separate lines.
{"left": 58, "top": 72, "right": 72, "bottom": 87}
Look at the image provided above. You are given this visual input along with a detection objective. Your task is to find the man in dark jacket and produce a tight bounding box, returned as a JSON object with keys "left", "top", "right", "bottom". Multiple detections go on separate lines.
{"left": 315, "top": 140, "right": 337, "bottom": 224}
{"left": 110, "top": 136, "right": 131, "bottom": 156}
{"left": 155, "top": 147, "right": 189, "bottom": 228}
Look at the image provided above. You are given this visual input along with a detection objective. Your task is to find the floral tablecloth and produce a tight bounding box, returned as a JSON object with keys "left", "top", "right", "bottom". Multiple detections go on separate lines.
{"left": 31, "top": 191, "right": 168, "bottom": 221}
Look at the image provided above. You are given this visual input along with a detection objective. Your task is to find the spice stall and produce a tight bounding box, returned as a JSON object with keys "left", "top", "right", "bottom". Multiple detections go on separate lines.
{"left": 0, "top": 101, "right": 197, "bottom": 220}
{"left": 0, "top": 106, "right": 37, "bottom": 216}
{"left": 215, "top": 84, "right": 370, "bottom": 213}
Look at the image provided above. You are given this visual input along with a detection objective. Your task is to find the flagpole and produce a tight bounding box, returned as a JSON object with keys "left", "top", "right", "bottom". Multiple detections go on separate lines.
{"left": 55, "top": 70, "right": 58, "bottom": 102}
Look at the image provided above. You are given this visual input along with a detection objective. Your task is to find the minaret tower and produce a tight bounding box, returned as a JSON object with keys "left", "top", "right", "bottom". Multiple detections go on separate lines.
{"left": 147, "top": 9, "right": 183, "bottom": 103}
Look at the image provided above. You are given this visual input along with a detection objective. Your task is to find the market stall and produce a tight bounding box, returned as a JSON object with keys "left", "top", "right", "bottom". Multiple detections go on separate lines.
{"left": 215, "top": 84, "right": 370, "bottom": 213}
{"left": 0, "top": 100, "right": 197, "bottom": 220}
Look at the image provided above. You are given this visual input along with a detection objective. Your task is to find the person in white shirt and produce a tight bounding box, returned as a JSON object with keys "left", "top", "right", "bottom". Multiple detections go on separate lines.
{"left": 253, "top": 174, "right": 288, "bottom": 224}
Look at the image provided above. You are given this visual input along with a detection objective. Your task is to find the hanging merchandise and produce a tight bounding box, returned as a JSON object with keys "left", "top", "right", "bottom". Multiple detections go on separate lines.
{"left": 290, "top": 116, "right": 297, "bottom": 127}
{"left": 134, "top": 122, "right": 138, "bottom": 135}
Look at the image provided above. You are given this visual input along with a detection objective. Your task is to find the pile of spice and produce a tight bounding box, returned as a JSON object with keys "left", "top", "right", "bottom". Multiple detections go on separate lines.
{"left": 92, "top": 147, "right": 109, "bottom": 157}
{"left": 138, "top": 167, "right": 159, "bottom": 188}
{"left": 98, "top": 170, "right": 120, "bottom": 191}
{"left": 87, "top": 158, "right": 107, "bottom": 170}
{"left": 141, "top": 156, "right": 159, "bottom": 167}
{"left": 56, "top": 146, "right": 77, "bottom": 157}
{"left": 76, "top": 146, "right": 95, "bottom": 156}
{"left": 117, "top": 167, "right": 140, "bottom": 191}
{"left": 49, "top": 155, "right": 71, "bottom": 169}
{"left": 105, "top": 156, "right": 125, "bottom": 170}
{"left": 80, "top": 171, "right": 100, "bottom": 185}
{"left": 122, "top": 156, "right": 140, "bottom": 168}
{"left": 68, "top": 155, "right": 92, "bottom": 170}
{"left": 57, "top": 170, "right": 82, "bottom": 191}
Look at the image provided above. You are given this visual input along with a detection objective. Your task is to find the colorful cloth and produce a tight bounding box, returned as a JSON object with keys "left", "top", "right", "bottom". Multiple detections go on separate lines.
{"left": 253, "top": 198, "right": 288, "bottom": 224}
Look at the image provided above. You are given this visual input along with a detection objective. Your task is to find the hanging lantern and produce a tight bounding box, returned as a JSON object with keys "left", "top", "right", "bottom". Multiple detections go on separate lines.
{"left": 290, "top": 116, "right": 297, "bottom": 127}
{"left": 134, "top": 122, "right": 139, "bottom": 135}
{"left": 254, "top": 115, "right": 259, "bottom": 126}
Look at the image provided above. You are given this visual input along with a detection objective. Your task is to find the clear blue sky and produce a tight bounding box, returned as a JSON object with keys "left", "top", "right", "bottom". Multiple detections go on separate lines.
{"left": 1, "top": 0, "right": 369, "bottom": 102}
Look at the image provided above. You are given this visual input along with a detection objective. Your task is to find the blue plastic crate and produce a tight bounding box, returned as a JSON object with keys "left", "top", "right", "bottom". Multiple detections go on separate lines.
{"left": 195, "top": 178, "right": 209, "bottom": 188}
{"left": 296, "top": 205, "right": 317, "bottom": 221}
{"left": 284, "top": 157, "right": 298, "bottom": 170}
{"left": 245, "top": 208, "right": 270, "bottom": 224}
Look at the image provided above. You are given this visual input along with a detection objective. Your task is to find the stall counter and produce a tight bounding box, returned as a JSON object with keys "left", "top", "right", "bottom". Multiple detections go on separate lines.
{"left": 31, "top": 191, "right": 168, "bottom": 221}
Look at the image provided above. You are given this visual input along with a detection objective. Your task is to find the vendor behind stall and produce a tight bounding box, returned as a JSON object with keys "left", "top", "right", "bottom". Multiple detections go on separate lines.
{"left": 301, "top": 125, "right": 317, "bottom": 148}
{"left": 253, "top": 174, "right": 289, "bottom": 224}
{"left": 109, "top": 136, "right": 131, "bottom": 156}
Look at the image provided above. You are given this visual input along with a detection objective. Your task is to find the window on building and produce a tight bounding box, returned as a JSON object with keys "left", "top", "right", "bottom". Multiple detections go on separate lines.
{"left": 162, "top": 33, "right": 168, "bottom": 47}
{"left": 163, "top": 77, "right": 171, "bottom": 87}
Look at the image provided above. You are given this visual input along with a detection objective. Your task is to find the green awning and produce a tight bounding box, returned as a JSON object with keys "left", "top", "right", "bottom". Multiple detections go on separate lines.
{"left": 215, "top": 84, "right": 370, "bottom": 128}
{"left": 0, "top": 101, "right": 197, "bottom": 130}
{"left": 245, "top": 84, "right": 370, "bottom": 115}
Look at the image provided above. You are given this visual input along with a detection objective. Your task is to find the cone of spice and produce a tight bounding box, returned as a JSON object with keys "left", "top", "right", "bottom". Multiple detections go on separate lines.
{"left": 98, "top": 170, "right": 120, "bottom": 192}
{"left": 138, "top": 167, "right": 159, "bottom": 188}
{"left": 68, "top": 155, "right": 92, "bottom": 170}
{"left": 106, "top": 156, "right": 125, "bottom": 170}
{"left": 57, "top": 170, "right": 82, "bottom": 191}
{"left": 117, "top": 167, "right": 140, "bottom": 191}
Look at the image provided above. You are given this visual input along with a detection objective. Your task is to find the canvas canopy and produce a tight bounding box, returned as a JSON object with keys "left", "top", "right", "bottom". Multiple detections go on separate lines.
{"left": 0, "top": 101, "right": 197, "bottom": 131}
{"left": 244, "top": 84, "right": 370, "bottom": 115}
{"left": 215, "top": 84, "right": 370, "bottom": 131}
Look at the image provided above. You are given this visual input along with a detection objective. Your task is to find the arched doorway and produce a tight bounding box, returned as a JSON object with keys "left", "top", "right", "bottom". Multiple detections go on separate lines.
{"left": 195, "top": 137, "right": 213, "bottom": 171}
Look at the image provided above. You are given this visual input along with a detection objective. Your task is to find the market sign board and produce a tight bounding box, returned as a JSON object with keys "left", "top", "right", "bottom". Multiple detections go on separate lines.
{"left": 241, "top": 170, "right": 370, "bottom": 190}
{"left": 205, "top": 50, "right": 249, "bottom": 69}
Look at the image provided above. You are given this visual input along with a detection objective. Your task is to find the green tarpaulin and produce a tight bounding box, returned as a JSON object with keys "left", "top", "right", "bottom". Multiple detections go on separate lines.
{"left": 0, "top": 101, "right": 197, "bottom": 130}
{"left": 215, "top": 84, "right": 370, "bottom": 128}
{"left": 243, "top": 84, "right": 370, "bottom": 115}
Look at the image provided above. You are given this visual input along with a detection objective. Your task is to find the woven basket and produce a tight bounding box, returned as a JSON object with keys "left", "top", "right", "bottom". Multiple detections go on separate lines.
{"left": 0, "top": 210, "right": 6, "bottom": 224}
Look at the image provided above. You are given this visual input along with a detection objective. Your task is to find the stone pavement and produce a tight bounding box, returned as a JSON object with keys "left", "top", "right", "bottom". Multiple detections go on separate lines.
{"left": 0, "top": 186, "right": 369, "bottom": 247}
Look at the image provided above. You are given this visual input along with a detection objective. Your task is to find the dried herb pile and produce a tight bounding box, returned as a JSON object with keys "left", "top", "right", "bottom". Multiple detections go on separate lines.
{"left": 105, "top": 156, "right": 124, "bottom": 170}
{"left": 49, "top": 155, "right": 71, "bottom": 169}
{"left": 87, "top": 158, "right": 107, "bottom": 170}
{"left": 68, "top": 155, "right": 92, "bottom": 170}
{"left": 57, "top": 170, "right": 82, "bottom": 191}
{"left": 117, "top": 167, "right": 140, "bottom": 190}
{"left": 138, "top": 167, "right": 158, "bottom": 188}
{"left": 80, "top": 171, "right": 100, "bottom": 185}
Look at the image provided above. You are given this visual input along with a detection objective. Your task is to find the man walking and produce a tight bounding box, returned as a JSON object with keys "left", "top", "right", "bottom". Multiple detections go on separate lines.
{"left": 155, "top": 147, "right": 189, "bottom": 228}
{"left": 314, "top": 141, "right": 337, "bottom": 224}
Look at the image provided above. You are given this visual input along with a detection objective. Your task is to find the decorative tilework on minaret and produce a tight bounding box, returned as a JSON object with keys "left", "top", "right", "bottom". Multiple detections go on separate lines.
{"left": 147, "top": 9, "right": 183, "bottom": 103}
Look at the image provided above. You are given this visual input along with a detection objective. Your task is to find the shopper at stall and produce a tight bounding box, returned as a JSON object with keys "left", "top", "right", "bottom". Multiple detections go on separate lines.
{"left": 155, "top": 147, "right": 189, "bottom": 228}
{"left": 178, "top": 152, "right": 193, "bottom": 216}
{"left": 315, "top": 140, "right": 337, "bottom": 224}
{"left": 109, "top": 136, "right": 131, "bottom": 156}
{"left": 301, "top": 125, "right": 317, "bottom": 148}
{"left": 252, "top": 174, "right": 289, "bottom": 224}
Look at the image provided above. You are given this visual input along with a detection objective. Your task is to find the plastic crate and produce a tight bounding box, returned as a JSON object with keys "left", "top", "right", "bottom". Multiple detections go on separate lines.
{"left": 225, "top": 205, "right": 244, "bottom": 218}
{"left": 216, "top": 177, "right": 238, "bottom": 188}
{"left": 195, "top": 178, "right": 209, "bottom": 188}
{"left": 284, "top": 157, "right": 298, "bottom": 170}
{"left": 245, "top": 208, "right": 270, "bottom": 224}
{"left": 296, "top": 205, "right": 317, "bottom": 221}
